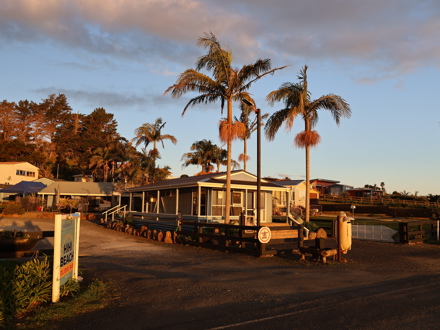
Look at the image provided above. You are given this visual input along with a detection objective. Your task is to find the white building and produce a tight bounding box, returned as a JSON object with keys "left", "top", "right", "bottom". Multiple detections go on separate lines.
{"left": 0, "top": 162, "right": 39, "bottom": 185}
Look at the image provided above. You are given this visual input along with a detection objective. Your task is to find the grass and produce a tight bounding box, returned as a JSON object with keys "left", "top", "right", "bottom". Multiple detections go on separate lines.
{"left": 14, "top": 277, "right": 119, "bottom": 329}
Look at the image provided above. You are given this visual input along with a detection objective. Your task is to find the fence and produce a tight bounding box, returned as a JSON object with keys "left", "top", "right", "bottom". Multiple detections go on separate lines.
{"left": 398, "top": 221, "right": 440, "bottom": 244}
{"left": 352, "top": 224, "right": 398, "bottom": 243}
{"left": 177, "top": 221, "right": 304, "bottom": 257}
{"left": 321, "top": 195, "right": 438, "bottom": 207}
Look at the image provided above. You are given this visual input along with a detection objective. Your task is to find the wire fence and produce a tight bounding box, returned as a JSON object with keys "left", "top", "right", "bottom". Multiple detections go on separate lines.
{"left": 352, "top": 224, "right": 398, "bottom": 243}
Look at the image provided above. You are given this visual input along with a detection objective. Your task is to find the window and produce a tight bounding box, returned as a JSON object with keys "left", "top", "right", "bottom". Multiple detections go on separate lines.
{"left": 16, "top": 170, "right": 35, "bottom": 177}
{"left": 212, "top": 190, "right": 225, "bottom": 216}
{"left": 232, "top": 192, "right": 242, "bottom": 204}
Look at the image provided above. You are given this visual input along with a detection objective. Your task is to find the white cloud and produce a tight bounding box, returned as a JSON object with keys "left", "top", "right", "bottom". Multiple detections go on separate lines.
{"left": 2, "top": 0, "right": 440, "bottom": 81}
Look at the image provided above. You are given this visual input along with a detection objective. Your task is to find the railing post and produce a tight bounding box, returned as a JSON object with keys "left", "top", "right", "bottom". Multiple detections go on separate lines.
{"left": 399, "top": 222, "right": 408, "bottom": 244}
{"left": 198, "top": 224, "right": 203, "bottom": 243}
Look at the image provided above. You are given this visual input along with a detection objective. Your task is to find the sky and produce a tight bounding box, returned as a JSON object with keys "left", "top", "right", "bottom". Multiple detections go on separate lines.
{"left": 1, "top": 0, "right": 439, "bottom": 196}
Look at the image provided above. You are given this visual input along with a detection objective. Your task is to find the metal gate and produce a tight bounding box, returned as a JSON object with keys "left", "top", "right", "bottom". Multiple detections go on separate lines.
{"left": 352, "top": 224, "right": 398, "bottom": 243}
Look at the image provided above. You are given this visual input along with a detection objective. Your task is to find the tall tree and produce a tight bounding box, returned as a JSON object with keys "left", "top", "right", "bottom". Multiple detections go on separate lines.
{"left": 181, "top": 139, "right": 237, "bottom": 174}
{"left": 132, "top": 118, "right": 177, "bottom": 174}
{"left": 133, "top": 118, "right": 177, "bottom": 182}
{"left": 164, "top": 32, "right": 285, "bottom": 223}
{"left": 14, "top": 100, "right": 39, "bottom": 143}
{"left": 212, "top": 143, "right": 239, "bottom": 172}
{"left": 0, "top": 100, "right": 18, "bottom": 141}
{"left": 265, "top": 65, "right": 351, "bottom": 221}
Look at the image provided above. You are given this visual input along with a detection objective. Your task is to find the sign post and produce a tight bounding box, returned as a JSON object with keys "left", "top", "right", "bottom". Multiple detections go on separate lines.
{"left": 52, "top": 213, "right": 81, "bottom": 303}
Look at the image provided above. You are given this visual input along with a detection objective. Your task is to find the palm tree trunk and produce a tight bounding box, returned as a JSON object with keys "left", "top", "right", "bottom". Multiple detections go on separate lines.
{"left": 243, "top": 137, "right": 247, "bottom": 171}
{"left": 225, "top": 98, "right": 232, "bottom": 224}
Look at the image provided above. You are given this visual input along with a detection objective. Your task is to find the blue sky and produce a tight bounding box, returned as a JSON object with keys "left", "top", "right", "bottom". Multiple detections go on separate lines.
{"left": 1, "top": 0, "right": 439, "bottom": 195}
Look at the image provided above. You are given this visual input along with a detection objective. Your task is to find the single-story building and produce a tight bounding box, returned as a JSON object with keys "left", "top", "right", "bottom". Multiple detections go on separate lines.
{"left": 347, "top": 187, "right": 384, "bottom": 198}
{"left": 328, "top": 184, "right": 354, "bottom": 196}
{"left": 0, "top": 178, "right": 54, "bottom": 202}
{"left": 273, "top": 180, "right": 320, "bottom": 212}
{"left": 124, "top": 170, "right": 291, "bottom": 224}
{"left": 38, "top": 181, "right": 120, "bottom": 212}
{"left": 310, "top": 178, "right": 340, "bottom": 196}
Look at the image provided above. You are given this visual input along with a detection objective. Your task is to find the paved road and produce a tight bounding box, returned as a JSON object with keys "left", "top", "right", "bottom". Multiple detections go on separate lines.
{"left": 2, "top": 215, "right": 440, "bottom": 329}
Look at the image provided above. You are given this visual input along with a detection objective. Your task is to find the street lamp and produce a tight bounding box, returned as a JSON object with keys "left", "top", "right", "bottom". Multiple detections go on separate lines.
{"left": 242, "top": 99, "right": 261, "bottom": 227}
{"left": 350, "top": 204, "right": 356, "bottom": 218}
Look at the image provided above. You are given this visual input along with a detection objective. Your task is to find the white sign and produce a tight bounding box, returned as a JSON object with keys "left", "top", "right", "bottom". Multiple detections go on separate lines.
{"left": 52, "top": 213, "right": 81, "bottom": 303}
{"left": 258, "top": 226, "right": 271, "bottom": 244}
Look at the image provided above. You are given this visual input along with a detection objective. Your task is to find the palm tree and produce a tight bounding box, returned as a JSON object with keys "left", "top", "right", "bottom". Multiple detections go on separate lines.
{"left": 164, "top": 32, "right": 285, "bottom": 223}
{"left": 132, "top": 118, "right": 177, "bottom": 171}
{"left": 235, "top": 98, "right": 268, "bottom": 171}
{"left": 182, "top": 139, "right": 217, "bottom": 174}
{"left": 182, "top": 139, "right": 238, "bottom": 175}
{"left": 212, "top": 143, "right": 239, "bottom": 172}
{"left": 265, "top": 65, "right": 351, "bottom": 221}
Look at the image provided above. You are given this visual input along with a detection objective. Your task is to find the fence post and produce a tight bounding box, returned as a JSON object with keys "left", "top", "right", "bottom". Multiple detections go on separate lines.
{"left": 399, "top": 222, "right": 408, "bottom": 244}
{"left": 437, "top": 221, "right": 439, "bottom": 241}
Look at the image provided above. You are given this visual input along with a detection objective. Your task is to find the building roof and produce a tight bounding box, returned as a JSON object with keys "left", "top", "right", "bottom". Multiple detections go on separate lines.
{"left": 275, "top": 179, "right": 304, "bottom": 186}
{"left": 0, "top": 162, "right": 39, "bottom": 169}
{"left": 0, "top": 181, "right": 47, "bottom": 194}
{"left": 126, "top": 170, "right": 289, "bottom": 193}
{"left": 38, "top": 181, "right": 118, "bottom": 196}
{"left": 34, "top": 178, "right": 55, "bottom": 186}
{"left": 311, "top": 178, "right": 340, "bottom": 184}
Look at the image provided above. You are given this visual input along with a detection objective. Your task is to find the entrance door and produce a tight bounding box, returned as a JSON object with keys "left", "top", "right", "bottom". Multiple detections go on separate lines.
{"left": 231, "top": 191, "right": 244, "bottom": 217}
{"left": 246, "top": 191, "right": 255, "bottom": 216}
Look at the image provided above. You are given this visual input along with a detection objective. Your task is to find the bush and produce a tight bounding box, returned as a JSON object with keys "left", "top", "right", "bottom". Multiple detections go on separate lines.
{"left": 304, "top": 221, "right": 319, "bottom": 232}
{"left": 0, "top": 230, "right": 30, "bottom": 240}
{"left": 1, "top": 203, "right": 25, "bottom": 215}
{"left": 0, "top": 256, "right": 80, "bottom": 327}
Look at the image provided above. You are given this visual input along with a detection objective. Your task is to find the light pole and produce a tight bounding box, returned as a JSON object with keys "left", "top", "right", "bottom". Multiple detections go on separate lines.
{"left": 242, "top": 99, "right": 261, "bottom": 227}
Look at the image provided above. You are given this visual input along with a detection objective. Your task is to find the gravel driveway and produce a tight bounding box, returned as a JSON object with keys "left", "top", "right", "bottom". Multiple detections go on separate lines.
{"left": 2, "top": 215, "right": 440, "bottom": 329}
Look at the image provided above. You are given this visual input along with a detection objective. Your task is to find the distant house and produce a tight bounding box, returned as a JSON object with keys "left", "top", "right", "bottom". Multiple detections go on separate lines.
{"left": 124, "top": 170, "right": 290, "bottom": 224}
{"left": 274, "top": 180, "right": 320, "bottom": 210}
{"left": 328, "top": 184, "right": 354, "bottom": 196}
{"left": 38, "top": 181, "right": 120, "bottom": 212}
{"left": 347, "top": 187, "right": 384, "bottom": 198}
{"left": 73, "top": 174, "right": 94, "bottom": 182}
{"left": 310, "top": 178, "right": 340, "bottom": 196}
{"left": 0, "top": 162, "right": 39, "bottom": 185}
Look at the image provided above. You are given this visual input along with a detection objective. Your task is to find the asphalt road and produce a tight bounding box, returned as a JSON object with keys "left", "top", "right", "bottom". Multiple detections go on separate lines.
{"left": 2, "top": 215, "right": 440, "bottom": 329}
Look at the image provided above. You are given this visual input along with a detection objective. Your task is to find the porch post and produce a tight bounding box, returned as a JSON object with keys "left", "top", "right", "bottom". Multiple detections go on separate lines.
{"left": 175, "top": 188, "right": 179, "bottom": 215}
{"left": 156, "top": 190, "right": 160, "bottom": 213}
{"left": 197, "top": 185, "right": 201, "bottom": 217}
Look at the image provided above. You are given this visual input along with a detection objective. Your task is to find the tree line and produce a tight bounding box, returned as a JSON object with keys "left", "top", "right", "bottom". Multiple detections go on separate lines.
{"left": 0, "top": 94, "right": 236, "bottom": 187}
{"left": 0, "top": 95, "right": 168, "bottom": 186}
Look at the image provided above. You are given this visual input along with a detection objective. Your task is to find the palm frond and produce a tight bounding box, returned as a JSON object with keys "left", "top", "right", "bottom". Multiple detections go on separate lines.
{"left": 310, "top": 94, "right": 351, "bottom": 125}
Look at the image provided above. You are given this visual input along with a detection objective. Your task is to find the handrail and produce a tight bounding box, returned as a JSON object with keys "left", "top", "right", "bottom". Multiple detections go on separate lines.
{"left": 103, "top": 205, "right": 127, "bottom": 222}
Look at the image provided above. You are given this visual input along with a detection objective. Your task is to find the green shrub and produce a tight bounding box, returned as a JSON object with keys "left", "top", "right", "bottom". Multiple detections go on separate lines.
{"left": 0, "top": 230, "right": 30, "bottom": 240}
{"left": 1, "top": 203, "right": 25, "bottom": 215}
{"left": 0, "top": 256, "right": 80, "bottom": 327}
{"left": 304, "top": 221, "right": 319, "bottom": 232}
